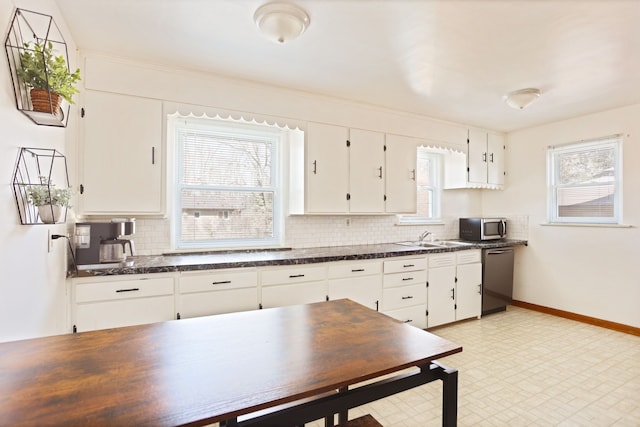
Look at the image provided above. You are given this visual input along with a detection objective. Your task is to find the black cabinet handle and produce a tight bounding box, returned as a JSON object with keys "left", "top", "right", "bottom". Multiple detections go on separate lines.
{"left": 151, "top": 147, "right": 155, "bottom": 165}
{"left": 404, "top": 319, "right": 413, "bottom": 323}
{"left": 116, "top": 288, "right": 140, "bottom": 293}
{"left": 289, "top": 274, "right": 305, "bottom": 278}
{"left": 482, "top": 152, "right": 487, "bottom": 163}
{"left": 451, "top": 288, "right": 455, "bottom": 300}
{"left": 378, "top": 166, "right": 383, "bottom": 179}
{"left": 401, "top": 295, "right": 414, "bottom": 300}
{"left": 212, "top": 281, "right": 231, "bottom": 285}
{"left": 402, "top": 277, "right": 413, "bottom": 281}
{"left": 312, "top": 160, "right": 317, "bottom": 174}
{"left": 490, "top": 152, "right": 494, "bottom": 163}
{"left": 351, "top": 269, "right": 365, "bottom": 272}
{"left": 403, "top": 264, "right": 415, "bottom": 268}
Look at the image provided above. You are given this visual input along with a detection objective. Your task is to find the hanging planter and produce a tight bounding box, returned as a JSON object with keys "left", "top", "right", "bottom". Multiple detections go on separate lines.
{"left": 4, "top": 9, "right": 80, "bottom": 127}
{"left": 30, "top": 88, "right": 63, "bottom": 114}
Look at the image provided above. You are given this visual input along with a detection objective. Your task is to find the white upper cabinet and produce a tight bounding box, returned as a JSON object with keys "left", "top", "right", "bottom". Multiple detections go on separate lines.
{"left": 79, "top": 90, "right": 164, "bottom": 215}
{"left": 305, "top": 122, "right": 350, "bottom": 213}
{"left": 385, "top": 134, "right": 417, "bottom": 214}
{"left": 486, "top": 133, "right": 505, "bottom": 186}
{"left": 467, "top": 129, "right": 505, "bottom": 188}
{"left": 294, "top": 123, "right": 417, "bottom": 215}
{"left": 444, "top": 129, "right": 505, "bottom": 189}
{"left": 349, "top": 129, "right": 385, "bottom": 213}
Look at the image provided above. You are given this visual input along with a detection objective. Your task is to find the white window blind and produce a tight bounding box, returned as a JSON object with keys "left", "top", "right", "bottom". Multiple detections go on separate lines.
{"left": 398, "top": 148, "right": 442, "bottom": 224}
{"left": 547, "top": 135, "right": 622, "bottom": 224}
{"left": 173, "top": 119, "right": 281, "bottom": 248}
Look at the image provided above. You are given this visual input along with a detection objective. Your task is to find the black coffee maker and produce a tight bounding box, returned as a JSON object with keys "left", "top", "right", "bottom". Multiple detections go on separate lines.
{"left": 75, "top": 220, "right": 136, "bottom": 267}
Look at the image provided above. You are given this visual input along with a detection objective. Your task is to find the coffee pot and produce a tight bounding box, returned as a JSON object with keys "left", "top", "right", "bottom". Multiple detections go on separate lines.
{"left": 99, "top": 238, "right": 134, "bottom": 263}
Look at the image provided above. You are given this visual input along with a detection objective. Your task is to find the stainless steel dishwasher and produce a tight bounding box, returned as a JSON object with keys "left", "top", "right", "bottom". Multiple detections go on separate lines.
{"left": 482, "top": 248, "right": 514, "bottom": 315}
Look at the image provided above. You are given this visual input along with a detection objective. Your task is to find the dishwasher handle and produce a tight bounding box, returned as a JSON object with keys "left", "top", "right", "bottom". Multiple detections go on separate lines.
{"left": 486, "top": 248, "right": 513, "bottom": 255}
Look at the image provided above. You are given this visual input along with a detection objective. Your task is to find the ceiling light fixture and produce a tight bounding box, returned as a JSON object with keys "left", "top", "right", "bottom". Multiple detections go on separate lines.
{"left": 503, "top": 88, "right": 541, "bottom": 110}
{"left": 254, "top": 2, "right": 310, "bottom": 44}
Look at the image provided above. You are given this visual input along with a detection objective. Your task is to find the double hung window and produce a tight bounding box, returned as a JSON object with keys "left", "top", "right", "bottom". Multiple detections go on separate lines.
{"left": 547, "top": 135, "right": 622, "bottom": 224}
{"left": 172, "top": 117, "right": 282, "bottom": 249}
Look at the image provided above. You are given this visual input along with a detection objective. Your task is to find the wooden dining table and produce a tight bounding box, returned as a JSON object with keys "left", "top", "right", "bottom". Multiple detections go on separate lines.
{"left": 0, "top": 299, "right": 462, "bottom": 426}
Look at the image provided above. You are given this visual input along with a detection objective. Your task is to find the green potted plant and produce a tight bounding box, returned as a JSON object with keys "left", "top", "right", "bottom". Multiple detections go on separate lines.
{"left": 26, "top": 176, "right": 73, "bottom": 224}
{"left": 17, "top": 41, "right": 81, "bottom": 114}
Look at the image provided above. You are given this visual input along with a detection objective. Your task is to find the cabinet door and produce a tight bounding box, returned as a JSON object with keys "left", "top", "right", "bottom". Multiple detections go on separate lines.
{"left": 305, "top": 122, "right": 349, "bottom": 213}
{"left": 349, "top": 129, "right": 385, "bottom": 213}
{"left": 179, "top": 288, "right": 258, "bottom": 319}
{"left": 427, "top": 265, "right": 456, "bottom": 328}
{"left": 455, "top": 262, "right": 482, "bottom": 321}
{"left": 385, "top": 134, "right": 417, "bottom": 213}
{"left": 80, "top": 91, "right": 163, "bottom": 214}
{"left": 261, "top": 281, "right": 327, "bottom": 309}
{"left": 328, "top": 276, "right": 382, "bottom": 311}
{"left": 487, "top": 133, "right": 505, "bottom": 186}
{"left": 467, "top": 128, "right": 488, "bottom": 185}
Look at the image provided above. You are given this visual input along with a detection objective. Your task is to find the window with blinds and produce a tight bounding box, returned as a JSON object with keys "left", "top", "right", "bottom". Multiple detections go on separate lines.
{"left": 173, "top": 118, "right": 282, "bottom": 248}
{"left": 547, "top": 135, "right": 622, "bottom": 224}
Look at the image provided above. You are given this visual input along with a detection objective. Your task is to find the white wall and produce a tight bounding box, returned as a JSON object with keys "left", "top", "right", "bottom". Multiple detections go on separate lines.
{"left": 482, "top": 104, "right": 640, "bottom": 328}
{"left": 0, "top": 0, "right": 77, "bottom": 342}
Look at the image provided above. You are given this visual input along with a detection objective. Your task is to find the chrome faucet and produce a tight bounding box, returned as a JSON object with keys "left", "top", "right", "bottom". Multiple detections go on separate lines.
{"left": 418, "top": 230, "right": 432, "bottom": 242}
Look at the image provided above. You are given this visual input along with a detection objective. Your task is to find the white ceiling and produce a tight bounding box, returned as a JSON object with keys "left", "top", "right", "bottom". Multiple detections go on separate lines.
{"left": 54, "top": 0, "right": 640, "bottom": 132}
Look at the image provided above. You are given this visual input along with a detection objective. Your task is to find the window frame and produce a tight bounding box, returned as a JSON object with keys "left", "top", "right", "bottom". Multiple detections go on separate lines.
{"left": 397, "top": 148, "right": 443, "bottom": 225}
{"left": 547, "top": 135, "right": 622, "bottom": 225}
{"left": 171, "top": 116, "right": 284, "bottom": 250}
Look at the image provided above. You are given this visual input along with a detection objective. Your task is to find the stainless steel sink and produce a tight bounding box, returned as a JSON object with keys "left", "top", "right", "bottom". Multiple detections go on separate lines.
{"left": 395, "top": 240, "right": 475, "bottom": 248}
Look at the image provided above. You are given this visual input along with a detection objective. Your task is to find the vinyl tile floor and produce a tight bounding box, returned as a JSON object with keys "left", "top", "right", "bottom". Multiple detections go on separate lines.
{"left": 306, "top": 306, "right": 640, "bottom": 427}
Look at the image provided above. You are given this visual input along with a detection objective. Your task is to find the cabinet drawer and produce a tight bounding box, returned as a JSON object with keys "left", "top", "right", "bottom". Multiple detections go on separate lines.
{"left": 328, "top": 260, "right": 382, "bottom": 278}
{"left": 456, "top": 249, "right": 481, "bottom": 265}
{"left": 180, "top": 269, "right": 258, "bottom": 294}
{"left": 383, "top": 257, "right": 427, "bottom": 274}
{"left": 261, "top": 265, "right": 326, "bottom": 286}
{"left": 384, "top": 305, "right": 427, "bottom": 329}
{"left": 382, "top": 284, "right": 427, "bottom": 311}
{"left": 383, "top": 269, "right": 427, "bottom": 288}
{"left": 75, "top": 277, "right": 174, "bottom": 303}
{"left": 428, "top": 253, "right": 456, "bottom": 268}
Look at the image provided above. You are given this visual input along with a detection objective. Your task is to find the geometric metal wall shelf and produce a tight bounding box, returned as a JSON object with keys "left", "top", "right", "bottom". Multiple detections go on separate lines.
{"left": 12, "top": 147, "right": 71, "bottom": 225}
{"left": 4, "top": 9, "right": 72, "bottom": 127}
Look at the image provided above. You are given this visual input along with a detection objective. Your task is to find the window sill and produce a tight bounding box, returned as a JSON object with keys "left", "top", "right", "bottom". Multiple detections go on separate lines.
{"left": 540, "top": 222, "right": 633, "bottom": 228}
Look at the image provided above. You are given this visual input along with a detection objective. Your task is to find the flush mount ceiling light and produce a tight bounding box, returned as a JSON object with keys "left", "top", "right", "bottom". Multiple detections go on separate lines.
{"left": 254, "top": 2, "right": 310, "bottom": 44}
{"left": 503, "top": 88, "right": 541, "bottom": 110}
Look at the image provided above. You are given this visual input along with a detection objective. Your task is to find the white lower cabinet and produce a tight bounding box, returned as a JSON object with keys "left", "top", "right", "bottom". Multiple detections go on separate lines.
{"left": 72, "top": 274, "right": 175, "bottom": 333}
{"left": 455, "top": 250, "right": 483, "bottom": 321}
{"left": 260, "top": 265, "right": 327, "bottom": 309}
{"left": 327, "top": 260, "right": 383, "bottom": 311}
{"left": 427, "top": 253, "right": 457, "bottom": 328}
{"left": 178, "top": 269, "right": 259, "bottom": 319}
{"left": 382, "top": 256, "right": 428, "bottom": 328}
{"left": 427, "top": 251, "right": 482, "bottom": 328}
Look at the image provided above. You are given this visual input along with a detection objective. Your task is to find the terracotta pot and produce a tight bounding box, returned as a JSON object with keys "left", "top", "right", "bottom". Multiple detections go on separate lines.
{"left": 30, "top": 88, "right": 62, "bottom": 114}
{"left": 38, "top": 204, "right": 63, "bottom": 224}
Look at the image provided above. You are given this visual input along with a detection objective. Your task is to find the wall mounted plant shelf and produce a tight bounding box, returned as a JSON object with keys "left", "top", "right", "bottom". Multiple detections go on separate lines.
{"left": 4, "top": 9, "right": 77, "bottom": 127}
{"left": 13, "top": 147, "right": 71, "bottom": 225}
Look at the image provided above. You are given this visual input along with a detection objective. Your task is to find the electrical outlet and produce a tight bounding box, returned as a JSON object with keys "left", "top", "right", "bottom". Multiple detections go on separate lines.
{"left": 48, "top": 230, "right": 53, "bottom": 253}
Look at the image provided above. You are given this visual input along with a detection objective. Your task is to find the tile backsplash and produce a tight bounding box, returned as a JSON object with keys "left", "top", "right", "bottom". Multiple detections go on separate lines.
{"left": 130, "top": 214, "right": 528, "bottom": 255}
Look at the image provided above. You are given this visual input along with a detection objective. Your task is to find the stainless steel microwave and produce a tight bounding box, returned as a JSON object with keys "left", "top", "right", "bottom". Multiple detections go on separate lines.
{"left": 459, "top": 218, "right": 507, "bottom": 241}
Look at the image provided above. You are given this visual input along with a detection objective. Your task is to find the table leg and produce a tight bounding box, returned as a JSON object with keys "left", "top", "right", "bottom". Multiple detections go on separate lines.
{"left": 337, "top": 386, "right": 348, "bottom": 425}
{"left": 433, "top": 362, "right": 458, "bottom": 427}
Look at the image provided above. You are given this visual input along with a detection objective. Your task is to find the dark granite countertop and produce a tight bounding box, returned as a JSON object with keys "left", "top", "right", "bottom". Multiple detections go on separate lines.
{"left": 72, "top": 239, "right": 527, "bottom": 278}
